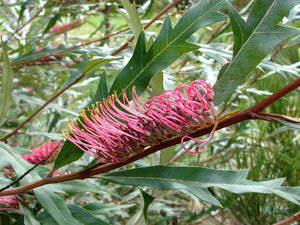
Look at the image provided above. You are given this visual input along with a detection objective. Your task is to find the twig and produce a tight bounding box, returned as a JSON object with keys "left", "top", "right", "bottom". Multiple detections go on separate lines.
{"left": 0, "top": 77, "right": 299, "bottom": 196}
{"left": 3, "top": 1, "right": 49, "bottom": 43}
{"left": 273, "top": 211, "right": 300, "bottom": 225}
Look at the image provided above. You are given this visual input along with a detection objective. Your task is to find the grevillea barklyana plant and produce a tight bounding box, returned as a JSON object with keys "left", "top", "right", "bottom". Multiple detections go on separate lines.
{"left": 63, "top": 80, "right": 217, "bottom": 163}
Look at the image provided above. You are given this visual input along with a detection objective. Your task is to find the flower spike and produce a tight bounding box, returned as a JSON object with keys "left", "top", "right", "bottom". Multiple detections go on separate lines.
{"left": 63, "top": 80, "right": 218, "bottom": 163}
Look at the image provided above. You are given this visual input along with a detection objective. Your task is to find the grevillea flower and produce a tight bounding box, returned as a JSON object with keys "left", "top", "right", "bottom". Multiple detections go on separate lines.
{"left": 50, "top": 20, "right": 83, "bottom": 33}
{"left": 21, "top": 140, "right": 62, "bottom": 164}
{"left": 0, "top": 196, "right": 19, "bottom": 210}
{"left": 63, "top": 80, "right": 217, "bottom": 163}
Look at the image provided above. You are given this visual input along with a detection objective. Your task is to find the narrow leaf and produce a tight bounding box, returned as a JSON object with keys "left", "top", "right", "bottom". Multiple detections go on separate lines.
{"left": 0, "top": 41, "right": 14, "bottom": 127}
{"left": 103, "top": 166, "right": 299, "bottom": 206}
{"left": 271, "top": 117, "right": 300, "bottom": 129}
{"left": 19, "top": 203, "right": 40, "bottom": 225}
{"left": 34, "top": 188, "right": 77, "bottom": 225}
{"left": 67, "top": 204, "right": 109, "bottom": 225}
{"left": 213, "top": 0, "right": 300, "bottom": 105}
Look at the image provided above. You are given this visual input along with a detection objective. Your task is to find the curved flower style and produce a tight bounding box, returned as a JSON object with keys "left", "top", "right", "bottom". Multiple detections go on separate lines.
{"left": 21, "top": 140, "right": 62, "bottom": 164}
{"left": 0, "top": 195, "right": 19, "bottom": 210}
{"left": 63, "top": 80, "right": 217, "bottom": 163}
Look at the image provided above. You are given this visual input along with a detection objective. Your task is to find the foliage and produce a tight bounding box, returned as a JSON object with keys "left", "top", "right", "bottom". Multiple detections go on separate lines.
{"left": 0, "top": 0, "right": 299, "bottom": 224}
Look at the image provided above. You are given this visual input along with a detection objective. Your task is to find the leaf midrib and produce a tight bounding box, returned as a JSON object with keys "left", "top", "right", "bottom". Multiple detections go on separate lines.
{"left": 39, "top": 188, "right": 70, "bottom": 224}
{"left": 213, "top": 0, "right": 276, "bottom": 87}
{"left": 104, "top": 175, "right": 245, "bottom": 186}
{"left": 0, "top": 46, "right": 13, "bottom": 125}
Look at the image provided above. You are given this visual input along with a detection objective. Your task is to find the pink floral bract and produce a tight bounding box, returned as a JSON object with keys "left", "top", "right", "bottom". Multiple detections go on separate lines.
{"left": 21, "top": 140, "right": 62, "bottom": 164}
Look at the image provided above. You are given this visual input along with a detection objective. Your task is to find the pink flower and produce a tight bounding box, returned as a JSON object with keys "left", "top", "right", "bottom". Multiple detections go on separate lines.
{"left": 63, "top": 80, "right": 217, "bottom": 163}
{"left": 0, "top": 196, "right": 19, "bottom": 210}
{"left": 21, "top": 140, "right": 62, "bottom": 164}
{"left": 50, "top": 20, "right": 83, "bottom": 33}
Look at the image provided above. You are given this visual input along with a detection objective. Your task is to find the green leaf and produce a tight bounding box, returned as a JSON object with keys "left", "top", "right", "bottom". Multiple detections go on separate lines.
{"left": 275, "top": 186, "right": 300, "bottom": 205}
{"left": 83, "top": 57, "right": 117, "bottom": 75}
{"left": 109, "top": 0, "right": 227, "bottom": 100}
{"left": 67, "top": 204, "right": 109, "bottom": 225}
{"left": 88, "top": 72, "right": 108, "bottom": 107}
{"left": 11, "top": 44, "right": 67, "bottom": 65}
{"left": 0, "top": 41, "right": 14, "bottom": 127}
{"left": 126, "top": 189, "right": 154, "bottom": 225}
{"left": 103, "top": 166, "right": 299, "bottom": 206}
{"left": 271, "top": 117, "right": 300, "bottom": 129}
{"left": 34, "top": 187, "right": 77, "bottom": 225}
{"left": 63, "top": 52, "right": 88, "bottom": 87}
{"left": 119, "top": 0, "right": 143, "bottom": 42}
{"left": 54, "top": 140, "right": 83, "bottom": 169}
{"left": 0, "top": 142, "right": 43, "bottom": 185}
{"left": 46, "top": 180, "right": 108, "bottom": 194}
{"left": 140, "top": 189, "right": 154, "bottom": 222}
{"left": 13, "top": 94, "right": 77, "bottom": 116}
{"left": 213, "top": 0, "right": 300, "bottom": 105}
{"left": 19, "top": 203, "right": 41, "bottom": 225}
{"left": 43, "top": 14, "right": 60, "bottom": 34}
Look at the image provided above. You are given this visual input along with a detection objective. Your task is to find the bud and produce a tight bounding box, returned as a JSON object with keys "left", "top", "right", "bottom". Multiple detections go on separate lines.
{"left": 21, "top": 140, "right": 62, "bottom": 164}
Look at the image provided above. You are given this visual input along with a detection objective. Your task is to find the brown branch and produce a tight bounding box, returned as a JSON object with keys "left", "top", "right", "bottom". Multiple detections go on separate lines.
{"left": 273, "top": 211, "right": 300, "bottom": 225}
{"left": 0, "top": 77, "right": 299, "bottom": 196}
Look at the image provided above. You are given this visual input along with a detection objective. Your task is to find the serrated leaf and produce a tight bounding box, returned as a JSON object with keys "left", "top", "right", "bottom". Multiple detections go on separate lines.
{"left": 11, "top": 44, "right": 68, "bottom": 65}
{"left": 63, "top": 52, "right": 88, "bottom": 87}
{"left": 120, "top": 0, "right": 143, "bottom": 41}
{"left": 0, "top": 41, "right": 14, "bottom": 127}
{"left": 34, "top": 188, "right": 77, "bottom": 225}
{"left": 213, "top": 0, "right": 300, "bottom": 105}
{"left": 103, "top": 166, "right": 300, "bottom": 206}
{"left": 126, "top": 189, "right": 154, "bottom": 225}
{"left": 109, "top": 0, "right": 228, "bottom": 100}
{"left": 275, "top": 186, "right": 300, "bottom": 204}
{"left": 83, "top": 57, "right": 117, "bottom": 75}
{"left": 140, "top": 189, "right": 154, "bottom": 222}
